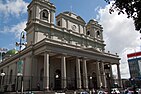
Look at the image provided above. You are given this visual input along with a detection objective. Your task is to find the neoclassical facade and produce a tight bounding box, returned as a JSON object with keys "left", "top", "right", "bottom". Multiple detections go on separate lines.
{"left": 0, "top": 0, "right": 121, "bottom": 93}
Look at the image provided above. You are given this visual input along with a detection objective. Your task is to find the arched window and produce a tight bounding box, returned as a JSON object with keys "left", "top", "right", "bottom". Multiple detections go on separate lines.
{"left": 57, "top": 21, "right": 61, "bottom": 26}
{"left": 41, "top": 9, "right": 49, "bottom": 21}
{"left": 87, "top": 31, "right": 90, "bottom": 35}
{"left": 97, "top": 31, "right": 100, "bottom": 38}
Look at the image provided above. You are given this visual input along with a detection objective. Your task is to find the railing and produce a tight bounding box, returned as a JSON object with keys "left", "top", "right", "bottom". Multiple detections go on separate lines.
{"left": 0, "top": 75, "right": 117, "bottom": 93}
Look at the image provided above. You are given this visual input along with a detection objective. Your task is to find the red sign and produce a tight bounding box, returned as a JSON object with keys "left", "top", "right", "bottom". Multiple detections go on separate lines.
{"left": 127, "top": 52, "right": 141, "bottom": 58}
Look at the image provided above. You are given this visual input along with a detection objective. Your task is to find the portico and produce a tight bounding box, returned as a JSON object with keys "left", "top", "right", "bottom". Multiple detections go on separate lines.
{"left": 26, "top": 38, "right": 121, "bottom": 91}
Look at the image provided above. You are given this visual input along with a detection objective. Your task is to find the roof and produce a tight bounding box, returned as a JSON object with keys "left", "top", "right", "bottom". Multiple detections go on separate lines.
{"left": 87, "top": 19, "right": 103, "bottom": 28}
{"left": 57, "top": 11, "right": 86, "bottom": 24}
{"left": 6, "top": 49, "right": 18, "bottom": 55}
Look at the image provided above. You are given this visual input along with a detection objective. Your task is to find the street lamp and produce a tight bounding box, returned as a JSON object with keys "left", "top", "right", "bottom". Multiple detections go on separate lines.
{"left": 90, "top": 76, "right": 92, "bottom": 80}
{"left": 55, "top": 74, "right": 59, "bottom": 79}
{"left": 0, "top": 72, "right": 5, "bottom": 92}
{"left": 89, "top": 76, "right": 93, "bottom": 89}
{"left": 16, "top": 31, "right": 26, "bottom": 51}
{"left": 16, "top": 31, "right": 26, "bottom": 94}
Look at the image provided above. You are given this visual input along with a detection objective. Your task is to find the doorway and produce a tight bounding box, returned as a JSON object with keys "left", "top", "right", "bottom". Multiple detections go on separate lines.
{"left": 54, "top": 69, "right": 61, "bottom": 90}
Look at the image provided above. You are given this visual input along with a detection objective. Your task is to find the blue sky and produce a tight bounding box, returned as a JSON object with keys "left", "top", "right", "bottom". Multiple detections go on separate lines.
{"left": 0, "top": 0, "right": 141, "bottom": 78}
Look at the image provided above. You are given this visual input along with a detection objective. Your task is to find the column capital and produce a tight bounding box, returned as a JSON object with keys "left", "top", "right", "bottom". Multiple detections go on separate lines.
{"left": 44, "top": 50, "right": 51, "bottom": 54}
{"left": 60, "top": 53, "right": 67, "bottom": 56}
{"left": 75, "top": 56, "right": 81, "bottom": 59}
{"left": 81, "top": 57, "right": 87, "bottom": 61}
{"left": 96, "top": 59, "right": 104, "bottom": 62}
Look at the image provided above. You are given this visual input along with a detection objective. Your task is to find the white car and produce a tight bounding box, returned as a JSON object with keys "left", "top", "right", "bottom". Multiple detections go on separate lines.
{"left": 136, "top": 88, "right": 141, "bottom": 94}
{"left": 97, "top": 90, "right": 108, "bottom": 94}
{"left": 80, "top": 91, "right": 89, "bottom": 94}
{"left": 111, "top": 88, "right": 120, "bottom": 94}
{"left": 97, "top": 90, "right": 105, "bottom": 94}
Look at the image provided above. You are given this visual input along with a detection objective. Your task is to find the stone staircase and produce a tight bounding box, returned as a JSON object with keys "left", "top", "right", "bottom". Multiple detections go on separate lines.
{"left": 1, "top": 90, "right": 89, "bottom": 94}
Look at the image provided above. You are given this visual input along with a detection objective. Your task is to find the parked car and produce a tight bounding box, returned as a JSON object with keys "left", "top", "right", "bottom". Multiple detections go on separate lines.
{"left": 124, "top": 87, "right": 134, "bottom": 94}
{"left": 97, "top": 90, "right": 105, "bottom": 94}
{"left": 111, "top": 88, "right": 120, "bottom": 94}
{"left": 136, "top": 88, "right": 141, "bottom": 94}
{"left": 80, "top": 91, "right": 89, "bottom": 94}
{"left": 97, "top": 90, "right": 108, "bottom": 94}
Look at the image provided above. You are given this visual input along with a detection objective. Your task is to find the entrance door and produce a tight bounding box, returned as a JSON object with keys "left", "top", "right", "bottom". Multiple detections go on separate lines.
{"left": 54, "top": 69, "right": 61, "bottom": 90}
{"left": 92, "top": 72, "right": 98, "bottom": 89}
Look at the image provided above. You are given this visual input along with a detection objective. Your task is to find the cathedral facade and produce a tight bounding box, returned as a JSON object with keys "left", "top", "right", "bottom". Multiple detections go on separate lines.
{"left": 0, "top": 0, "right": 121, "bottom": 93}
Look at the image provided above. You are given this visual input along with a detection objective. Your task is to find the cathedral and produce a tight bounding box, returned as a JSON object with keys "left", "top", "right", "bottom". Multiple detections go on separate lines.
{"left": 0, "top": 0, "right": 121, "bottom": 93}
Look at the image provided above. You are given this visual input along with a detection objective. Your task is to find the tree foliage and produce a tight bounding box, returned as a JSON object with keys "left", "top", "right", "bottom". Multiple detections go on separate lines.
{"left": 105, "top": 0, "right": 141, "bottom": 32}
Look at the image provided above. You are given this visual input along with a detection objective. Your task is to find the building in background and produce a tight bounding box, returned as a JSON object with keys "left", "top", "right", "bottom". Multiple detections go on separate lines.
{"left": 0, "top": 0, "right": 121, "bottom": 93}
{"left": 127, "top": 51, "right": 141, "bottom": 78}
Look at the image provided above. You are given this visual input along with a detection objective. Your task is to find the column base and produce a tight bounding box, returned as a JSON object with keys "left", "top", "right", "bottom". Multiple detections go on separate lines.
{"left": 74, "top": 89, "right": 89, "bottom": 94}
{"left": 44, "top": 87, "right": 49, "bottom": 91}
{"left": 44, "top": 91, "right": 56, "bottom": 94}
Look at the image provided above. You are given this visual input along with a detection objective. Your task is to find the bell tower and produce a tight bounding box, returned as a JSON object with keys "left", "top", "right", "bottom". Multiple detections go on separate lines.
{"left": 27, "top": 0, "right": 55, "bottom": 24}
{"left": 86, "top": 19, "right": 105, "bottom": 52}
{"left": 86, "top": 19, "right": 103, "bottom": 40}
{"left": 25, "top": 0, "right": 56, "bottom": 46}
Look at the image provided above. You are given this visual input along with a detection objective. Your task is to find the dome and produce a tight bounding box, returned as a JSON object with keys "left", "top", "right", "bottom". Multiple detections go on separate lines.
{"left": 88, "top": 19, "right": 98, "bottom": 24}
{"left": 87, "top": 19, "right": 102, "bottom": 28}
{"left": 6, "top": 49, "right": 18, "bottom": 55}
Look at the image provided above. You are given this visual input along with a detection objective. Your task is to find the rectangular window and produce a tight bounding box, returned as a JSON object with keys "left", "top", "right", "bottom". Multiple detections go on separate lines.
{"left": 57, "top": 21, "right": 61, "bottom": 26}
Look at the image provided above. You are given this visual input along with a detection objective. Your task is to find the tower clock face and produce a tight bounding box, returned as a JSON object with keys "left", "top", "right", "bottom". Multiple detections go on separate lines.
{"left": 71, "top": 25, "right": 76, "bottom": 31}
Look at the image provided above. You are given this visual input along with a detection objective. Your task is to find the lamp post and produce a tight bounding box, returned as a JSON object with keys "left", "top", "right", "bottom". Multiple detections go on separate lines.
{"left": 16, "top": 31, "right": 26, "bottom": 94}
{"left": 89, "top": 76, "right": 92, "bottom": 89}
{"left": 16, "top": 31, "right": 26, "bottom": 51}
{"left": 17, "top": 73, "right": 23, "bottom": 94}
{"left": 0, "top": 72, "right": 5, "bottom": 92}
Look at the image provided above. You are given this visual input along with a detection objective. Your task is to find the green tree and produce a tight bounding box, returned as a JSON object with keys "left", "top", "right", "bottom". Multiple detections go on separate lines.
{"left": 105, "top": 0, "right": 141, "bottom": 32}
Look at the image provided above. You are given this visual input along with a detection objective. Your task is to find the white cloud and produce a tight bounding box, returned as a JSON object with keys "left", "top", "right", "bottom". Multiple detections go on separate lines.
{"left": 1, "top": 21, "right": 27, "bottom": 38}
{"left": 0, "top": 21, "right": 27, "bottom": 50}
{"left": 97, "top": 4, "right": 141, "bottom": 79}
{"left": 0, "top": 0, "right": 28, "bottom": 17}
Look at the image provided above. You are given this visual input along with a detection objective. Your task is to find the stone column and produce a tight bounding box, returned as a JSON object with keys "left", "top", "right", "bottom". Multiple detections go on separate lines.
{"left": 110, "top": 64, "right": 113, "bottom": 85}
{"left": 117, "top": 64, "right": 122, "bottom": 87}
{"left": 61, "top": 55, "right": 67, "bottom": 89}
{"left": 68, "top": 20, "right": 71, "bottom": 30}
{"left": 76, "top": 57, "right": 81, "bottom": 89}
{"left": 82, "top": 58, "right": 88, "bottom": 89}
{"left": 83, "top": 27, "right": 86, "bottom": 35}
{"left": 66, "top": 20, "right": 68, "bottom": 29}
{"left": 43, "top": 52, "right": 50, "bottom": 90}
{"left": 79, "top": 25, "right": 81, "bottom": 34}
{"left": 96, "top": 61, "right": 102, "bottom": 88}
{"left": 101, "top": 62, "right": 107, "bottom": 88}
{"left": 50, "top": 10, "right": 55, "bottom": 24}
